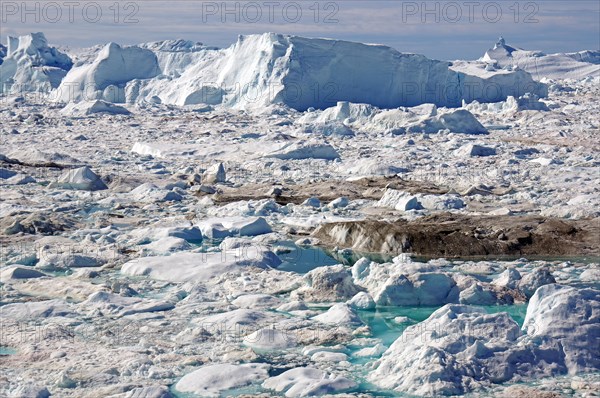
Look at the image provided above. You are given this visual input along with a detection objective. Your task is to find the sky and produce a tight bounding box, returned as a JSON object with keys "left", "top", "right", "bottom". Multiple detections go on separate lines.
{"left": 1, "top": 0, "right": 599, "bottom": 60}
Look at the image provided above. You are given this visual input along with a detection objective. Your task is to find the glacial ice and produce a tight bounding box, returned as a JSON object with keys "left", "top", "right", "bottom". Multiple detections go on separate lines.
{"left": 370, "top": 284, "right": 600, "bottom": 395}
{"left": 482, "top": 37, "right": 600, "bottom": 80}
{"left": 522, "top": 284, "right": 600, "bottom": 374}
{"left": 291, "top": 264, "right": 361, "bottom": 302}
{"left": 0, "top": 33, "right": 72, "bottom": 94}
{"left": 47, "top": 166, "right": 107, "bottom": 191}
{"left": 55, "top": 42, "right": 159, "bottom": 103}
{"left": 299, "top": 101, "right": 489, "bottom": 135}
{"left": 369, "top": 305, "right": 524, "bottom": 395}
{"left": 38, "top": 33, "right": 549, "bottom": 110}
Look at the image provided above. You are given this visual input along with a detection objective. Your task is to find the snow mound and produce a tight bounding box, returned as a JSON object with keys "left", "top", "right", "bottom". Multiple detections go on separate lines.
{"left": 127, "top": 225, "right": 203, "bottom": 243}
{"left": 0, "top": 33, "right": 72, "bottom": 94}
{"left": 342, "top": 159, "right": 408, "bottom": 177}
{"left": 60, "top": 100, "right": 131, "bottom": 116}
{"left": 175, "top": 363, "right": 270, "bottom": 397}
{"left": 231, "top": 293, "right": 281, "bottom": 309}
{"left": 347, "top": 291, "right": 376, "bottom": 310}
{"left": 264, "top": 142, "right": 340, "bottom": 160}
{"left": 482, "top": 36, "right": 600, "bottom": 80}
{"left": 243, "top": 328, "right": 297, "bottom": 350}
{"left": 54, "top": 41, "right": 159, "bottom": 103}
{"left": 129, "top": 183, "right": 182, "bottom": 203}
{"left": 0, "top": 299, "right": 74, "bottom": 320}
{"left": 376, "top": 189, "right": 423, "bottom": 211}
{"left": 0, "top": 266, "right": 46, "bottom": 281}
{"left": 196, "top": 308, "right": 281, "bottom": 332}
{"left": 81, "top": 291, "right": 174, "bottom": 317}
{"left": 453, "top": 143, "right": 497, "bottom": 157}
{"left": 120, "top": 249, "right": 281, "bottom": 282}
{"left": 312, "top": 303, "right": 363, "bottom": 325}
{"left": 143, "top": 237, "right": 193, "bottom": 254}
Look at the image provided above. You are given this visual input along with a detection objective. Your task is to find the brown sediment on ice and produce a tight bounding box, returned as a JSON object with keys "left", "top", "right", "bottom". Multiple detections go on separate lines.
{"left": 210, "top": 176, "right": 448, "bottom": 205}
{"left": 312, "top": 213, "right": 600, "bottom": 257}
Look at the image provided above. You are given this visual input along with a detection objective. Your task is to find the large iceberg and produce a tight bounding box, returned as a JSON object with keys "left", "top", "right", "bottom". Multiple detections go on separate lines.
{"left": 50, "top": 33, "right": 546, "bottom": 110}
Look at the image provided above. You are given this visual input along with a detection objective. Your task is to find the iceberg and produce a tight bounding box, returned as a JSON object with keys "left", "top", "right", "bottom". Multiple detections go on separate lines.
{"left": 49, "top": 33, "right": 546, "bottom": 110}
{"left": 0, "top": 32, "right": 72, "bottom": 94}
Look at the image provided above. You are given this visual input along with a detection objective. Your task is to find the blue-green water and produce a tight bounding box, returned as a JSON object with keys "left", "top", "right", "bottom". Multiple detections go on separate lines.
{"left": 275, "top": 242, "right": 339, "bottom": 273}
{"left": 167, "top": 303, "right": 529, "bottom": 397}
{"left": 0, "top": 347, "right": 17, "bottom": 355}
